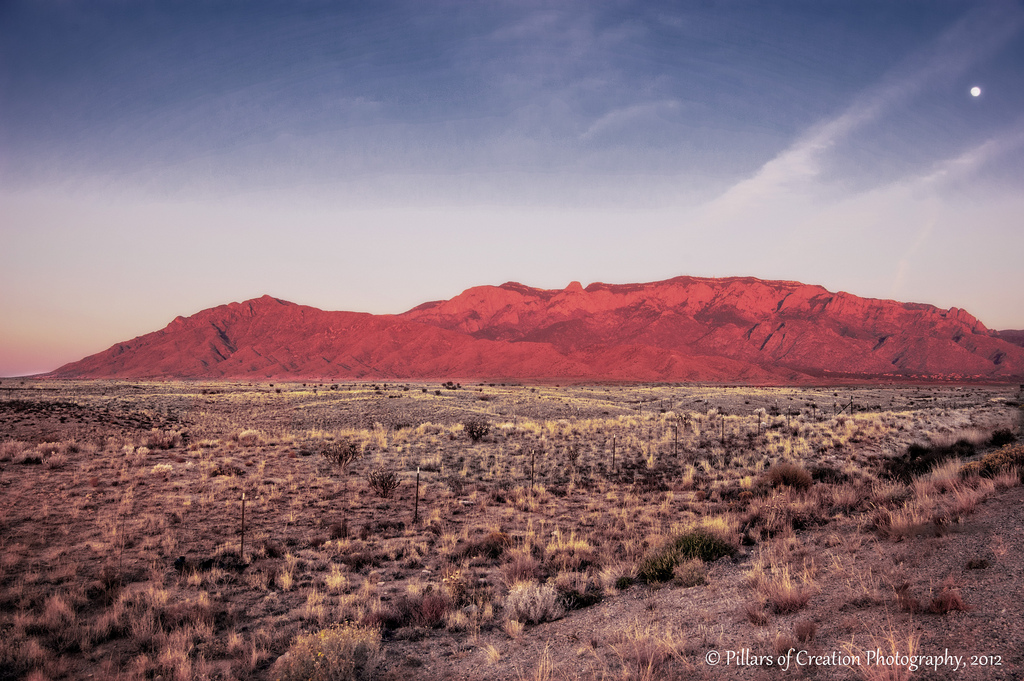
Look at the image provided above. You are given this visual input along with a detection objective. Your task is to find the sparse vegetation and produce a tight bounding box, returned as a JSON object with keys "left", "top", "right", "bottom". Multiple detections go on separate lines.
{"left": 638, "top": 529, "right": 736, "bottom": 583}
{"left": 273, "top": 623, "right": 381, "bottom": 681}
{"left": 462, "top": 417, "right": 490, "bottom": 443}
{"left": 320, "top": 438, "right": 362, "bottom": 471}
{"left": 0, "top": 380, "right": 1020, "bottom": 680}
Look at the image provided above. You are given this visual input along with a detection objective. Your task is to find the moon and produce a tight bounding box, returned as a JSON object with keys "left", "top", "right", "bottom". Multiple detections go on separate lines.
{"left": 971, "top": 86, "right": 981, "bottom": 97}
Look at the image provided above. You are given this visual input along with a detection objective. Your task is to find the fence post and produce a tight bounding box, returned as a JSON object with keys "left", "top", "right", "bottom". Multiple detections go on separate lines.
{"left": 413, "top": 467, "right": 420, "bottom": 524}
{"left": 240, "top": 492, "right": 246, "bottom": 562}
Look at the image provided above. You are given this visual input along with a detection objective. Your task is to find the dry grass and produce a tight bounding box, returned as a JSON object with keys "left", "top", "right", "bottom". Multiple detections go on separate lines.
{"left": 0, "top": 380, "right": 1018, "bottom": 679}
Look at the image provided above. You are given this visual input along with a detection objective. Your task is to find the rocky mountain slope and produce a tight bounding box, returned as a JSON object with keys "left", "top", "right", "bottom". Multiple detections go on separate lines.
{"left": 47, "top": 276, "right": 1024, "bottom": 382}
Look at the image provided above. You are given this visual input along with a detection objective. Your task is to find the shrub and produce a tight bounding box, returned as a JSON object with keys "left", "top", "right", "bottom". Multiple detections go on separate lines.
{"left": 320, "top": 439, "right": 361, "bottom": 471}
{"left": 989, "top": 429, "right": 1016, "bottom": 447}
{"left": 504, "top": 581, "right": 564, "bottom": 624}
{"left": 501, "top": 552, "right": 541, "bottom": 587}
{"left": 759, "top": 566, "right": 811, "bottom": 614}
{"left": 366, "top": 468, "right": 400, "bottom": 499}
{"left": 929, "top": 582, "right": 967, "bottom": 614}
{"left": 637, "top": 529, "right": 735, "bottom": 583}
{"left": 763, "top": 462, "right": 813, "bottom": 490}
{"left": 273, "top": 623, "right": 381, "bottom": 681}
{"left": 672, "top": 558, "right": 707, "bottom": 588}
{"left": 553, "top": 571, "right": 603, "bottom": 610}
{"left": 463, "top": 418, "right": 490, "bottom": 443}
{"left": 744, "top": 602, "right": 768, "bottom": 626}
{"left": 960, "top": 443, "right": 1024, "bottom": 479}
{"left": 144, "top": 429, "right": 183, "bottom": 450}
{"left": 458, "top": 531, "right": 511, "bottom": 561}
{"left": 886, "top": 440, "right": 975, "bottom": 482}
{"left": 234, "top": 429, "right": 264, "bottom": 447}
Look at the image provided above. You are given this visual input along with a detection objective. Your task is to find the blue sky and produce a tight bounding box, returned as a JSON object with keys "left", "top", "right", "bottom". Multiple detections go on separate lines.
{"left": 2, "top": 0, "right": 1023, "bottom": 376}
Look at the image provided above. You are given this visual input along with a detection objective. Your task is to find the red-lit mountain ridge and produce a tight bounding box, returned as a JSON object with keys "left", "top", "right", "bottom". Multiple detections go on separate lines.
{"left": 47, "top": 276, "right": 1024, "bottom": 382}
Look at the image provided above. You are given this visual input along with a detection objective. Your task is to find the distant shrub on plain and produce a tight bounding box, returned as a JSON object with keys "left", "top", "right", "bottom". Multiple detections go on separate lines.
{"left": 233, "top": 429, "right": 264, "bottom": 447}
{"left": 763, "top": 462, "right": 813, "bottom": 490}
{"left": 462, "top": 418, "right": 490, "bottom": 443}
{"left": 273, "top": 623, "right": 381, "bottom": 681}
{"left": 320, "top": 439, "right": 361, "bottom": 471}
{"left": 366, "top": 467, "right": 400, "bottom": 498}
{"left": 144, "top": 429, "right": 183, "bottom": 450}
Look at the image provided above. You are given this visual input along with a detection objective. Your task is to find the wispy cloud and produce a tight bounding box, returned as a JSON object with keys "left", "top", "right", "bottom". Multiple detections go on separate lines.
{"left": 579, "top": 100, "right": 682, "bottom": 141}
{"left": 701, "top": 1, "right": 1024, "bottom": 222}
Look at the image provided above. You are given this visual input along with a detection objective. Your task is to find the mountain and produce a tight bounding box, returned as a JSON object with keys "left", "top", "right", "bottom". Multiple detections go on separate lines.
{"left": 996, "top": 330, "right": 1024, "bottom": 348}
{"left": 47, "top": 276, "right": 1024, "bottom": 382}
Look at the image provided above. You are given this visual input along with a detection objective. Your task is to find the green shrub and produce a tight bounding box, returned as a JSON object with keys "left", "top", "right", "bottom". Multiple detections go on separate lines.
{"left": 637, "top": 529, "right": 735, "bottom": 583}
{"left": 274, "top": 623, "right": 381, "bottom": 681}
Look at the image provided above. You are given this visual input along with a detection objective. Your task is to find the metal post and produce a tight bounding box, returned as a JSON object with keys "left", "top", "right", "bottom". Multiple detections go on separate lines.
{"left": 240, "top": 492, "right": 246, "bottom": 562}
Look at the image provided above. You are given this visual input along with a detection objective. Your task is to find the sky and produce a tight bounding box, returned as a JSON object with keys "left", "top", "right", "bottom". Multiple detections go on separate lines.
{"left": 2, "top": 0, "right": 1024, "bottom": 376}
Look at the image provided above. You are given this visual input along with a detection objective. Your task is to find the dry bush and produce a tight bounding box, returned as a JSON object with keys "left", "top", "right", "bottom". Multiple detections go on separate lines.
{"left": 457, "top": 531, "right": 511, "bottom": 562}
{"left": 552, "top": 571, "right": 603, "bottom": 610}
{"left": 763, "top": 462, "right": 813, "bottom": 490}
{"left": 744, "top": 601, "right": 769, "bottom": 626}
{"left": 772, "top": 631, "right": 799, "bottom": 656}
{"left": 886, "top": 439, "right": 975, "bottom": 483}
{"left": 366, "top": 467, "right": 400, "bottom": 499}
{"left": 232, "top": 429, "right": 264, "bottom": 447}
{"left": 961, "top": 443, "right": 1024, "bottom": 479}
{"left": 743, "top": 489, "right": 824, "bottom": 537}
{"left": 609, "top": 621, "right": 685, "bottom": 680}
{"left": 545, "top": 530, "right": 595, "bottom": 572}
{"left": 844, "top": 628, "right": 920, "bottom": 681}
{"left": 503, "top": 618, "right": 524, "bottom": 639}
{"left": 500, "top": 551, "right": 542, "bottom": 587}
{"left": 598, "top": 561, "right": 637, "bottom": 594}
{"left": 320, "top": 439, "right": 362, "bottom": 471}
{"left": 671, "top": 558, "right": 706, "bottom": 588}
{"left": 273, "top": 623, "right": 381, "bottom": 681}
{"left": 758, "top": 566, "right": 811, "bottom": 614}
{"left": 462, "top": 418, "right": 490, "bottom": 443}
{"left": 0, "top": 440, "right": 26, "bottom": 461}
{"left": 503, "top": 581, "right": 564, "bottom": 625}
{"left": 144, "top": 429, "right": 183, "bottom": 450}
{"left": 929, "top": 579, "right": 967, "bottom": 614}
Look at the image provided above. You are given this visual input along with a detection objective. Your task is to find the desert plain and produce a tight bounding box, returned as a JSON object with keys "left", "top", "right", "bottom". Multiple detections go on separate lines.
{"left": 1, "top": 379, "right": 1023, "bottom": 680}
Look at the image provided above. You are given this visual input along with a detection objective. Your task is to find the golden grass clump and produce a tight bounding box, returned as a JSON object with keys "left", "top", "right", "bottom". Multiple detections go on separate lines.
{"left": 273, "top": 623, "right": 381, "bottom": 681}
{"left": 503, "top": 581, "right": 564, "bottom": 625}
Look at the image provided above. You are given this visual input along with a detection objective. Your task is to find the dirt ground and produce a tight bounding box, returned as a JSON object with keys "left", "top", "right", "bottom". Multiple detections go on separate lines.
{"left": 0, "top": 380, "right": 1021, "bottom": 680}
